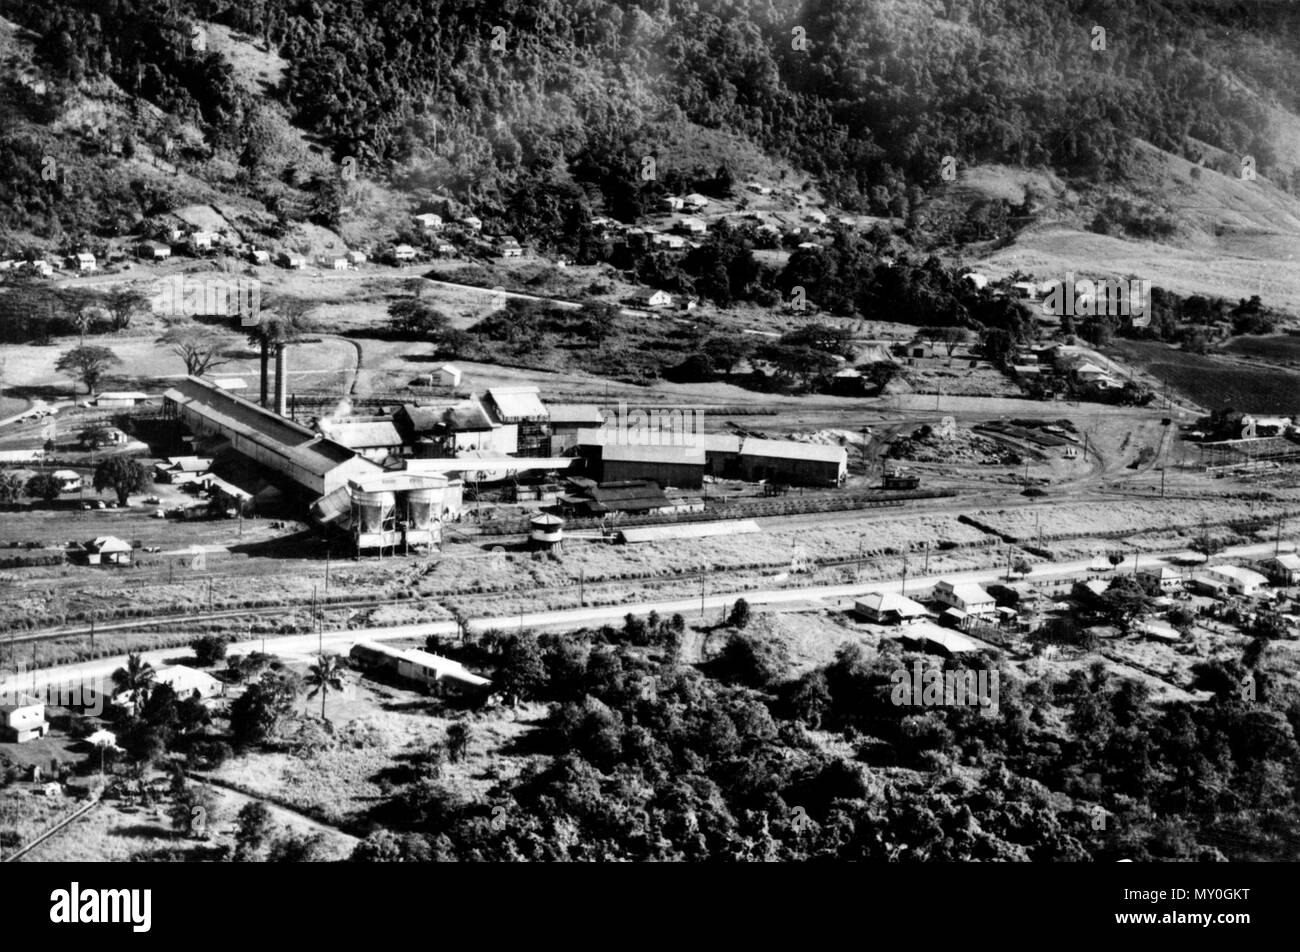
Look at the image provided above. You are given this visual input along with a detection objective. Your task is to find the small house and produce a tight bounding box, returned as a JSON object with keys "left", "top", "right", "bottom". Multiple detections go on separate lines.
{"left": 50, "top": 469, "right": 82, "bottom": 493}
{"left": 414, "top": 213, "right": 444, "bottom": 231}
{"left": 1205, "top": 564, "right": 1269, "bottom": 596}
{"left": 460, "top": 215, "right": 483, "bottom": 231}
{"left": 137, "top": 241, "right": 172, "bottom": 261}
{"left": 189, "top": 232, "right": 218, "bottom": 251}
{"left": 0, "top": 694, "right": 48, "bottom": 743}
{"left": 682, "top": 193, "right": 710, "bottom": 210}
{"left": 154, "top": 665, "right": 222, "bottom": 699}
{"left": 661, "top": 196, "right": 685, "bottom": 212}
{"left": 346, "top": 250, "right": 368, "bottom": 266}
{"left": 393, "top": 244, "right": 417, "bottom": 262}
{"left": 1260, "top": 553, "right": 1300, "bottom": 585}
{"left": 855, "top": 591, "right": 929, "bottom": 625}
{"left": 248, "top": 249, "right": 271, "bottom": 265}
{"left": 651, "top": 233, "right": 687, "bottom": 250}
{"left": 636, "top": 289, "right": 673, "bottom": 309}
{"left": 1137, "top": 566, "right": 1183, "bottom": 592}
{"left": 931, "top": 580, "right": 997, "bottom": 617}
{"left": 68, "top": 252, "right": 97, "bottom": 272}
{"left": 675, "top": 217, "right": 707, "bottom": 235}
{"left": 278, "top": 252, "right": 307, "bottom": 270}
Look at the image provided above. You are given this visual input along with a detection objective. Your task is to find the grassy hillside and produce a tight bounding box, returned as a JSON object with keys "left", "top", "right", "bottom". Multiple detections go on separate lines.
{"left": 1, "top": 0, "right": 1298, "bottom": 308}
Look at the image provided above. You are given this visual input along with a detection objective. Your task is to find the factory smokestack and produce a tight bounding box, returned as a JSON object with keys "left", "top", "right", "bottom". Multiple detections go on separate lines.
{"left": 274, "top": 343, "right": 288, "bottom": 416}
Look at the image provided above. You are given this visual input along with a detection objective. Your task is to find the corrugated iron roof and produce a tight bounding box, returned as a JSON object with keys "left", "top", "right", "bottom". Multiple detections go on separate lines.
{"left": 739, "top": 438, "right": 847, "bottom": 464}
{"left": 486, "top": 386, "right": 548, "bottom": 422}
{"left": 319, "top": 420, "right": 402, "bottom": 448}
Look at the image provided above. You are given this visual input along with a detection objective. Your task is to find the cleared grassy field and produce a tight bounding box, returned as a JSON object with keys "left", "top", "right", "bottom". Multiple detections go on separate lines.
{"left": 1221, "top": 334, "right": 1300, "bottom": 364}
{"left": 1104, "top": 339, "right": 1300, "bottom": 414}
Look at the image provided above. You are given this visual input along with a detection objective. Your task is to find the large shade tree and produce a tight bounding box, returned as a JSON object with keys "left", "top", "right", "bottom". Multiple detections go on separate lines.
{"left": 55, "top": 345, "right": 121, "bottom": 394}
{"left": 93, "top": 456, "right": 149, "bottom": 505}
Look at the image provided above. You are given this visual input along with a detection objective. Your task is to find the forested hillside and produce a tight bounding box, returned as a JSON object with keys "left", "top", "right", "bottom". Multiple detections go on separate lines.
{"left": 2, "top": 0, "right": 1299, "bottom": 248}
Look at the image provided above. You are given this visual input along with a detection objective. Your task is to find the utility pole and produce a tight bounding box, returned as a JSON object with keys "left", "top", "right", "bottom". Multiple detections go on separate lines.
{"left": 579, "top": 568, "right": 585, "bottom": 607}
{"left": 326, "top": 550, "right": 331, "bottom": 594}
{"left": 89, "top": 618, "right": 94, "bottom": 654}
{"left": 208, "top": 578, "right": 213, "bottom": 615}
{"left": 1275, "top": 515, "right": 1283, "bottom": 557}
{"left": 901, "top": 558, "right": 908, "bottom": 597}
{"left": 700, "top": 573, "right": 706, "bottom": 620}
{"left": 923, "top": 542, "right": 930, "bottom": 574}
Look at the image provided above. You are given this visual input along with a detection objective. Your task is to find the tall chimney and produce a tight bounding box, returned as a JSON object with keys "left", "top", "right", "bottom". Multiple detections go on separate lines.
{"left": 274, "top": 343, "right": 288, "bottom": 416}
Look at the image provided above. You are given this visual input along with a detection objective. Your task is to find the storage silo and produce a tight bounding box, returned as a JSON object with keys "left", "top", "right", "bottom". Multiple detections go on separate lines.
{"left": 528, "top": 513, "right": 564, "bottom": 551}
{"left": 403, "top": 485, "right": 443, "bottom": 549}
{"left": 352, "top": 486, "right": 398, "bottom": 552}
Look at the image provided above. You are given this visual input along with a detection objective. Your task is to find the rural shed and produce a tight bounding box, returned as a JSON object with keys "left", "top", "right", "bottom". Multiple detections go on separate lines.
{"left": 93, "top": 391, "right": 150, "bottom": 409}
{"left": 892, "top": 622, "right": 981, "bottom": 657}
{"left": 588, "top": 480, "right": 676, "bottom": 514}
{"left": 82, "top": 536, "right": 133, "bottom": 566}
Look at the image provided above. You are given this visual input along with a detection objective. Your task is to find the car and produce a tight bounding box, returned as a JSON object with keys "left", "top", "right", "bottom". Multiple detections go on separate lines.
{"left": 143, "top": 496, "right": 161, "bottom": 505}
{"left": 81, "top": 502, "right": 92, "bottom": 510}
{"left": 143, "top": 545, "right": 161, "bottom": 553}
{"left": 151, "top": 510, "right": 165, "bottom": 519}
{"left": 95, "top": 500, "right": 107, "bottom": 509}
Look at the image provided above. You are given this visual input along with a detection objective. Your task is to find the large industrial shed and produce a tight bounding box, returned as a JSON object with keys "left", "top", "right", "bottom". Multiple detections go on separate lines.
{"left": 599, "top": 442, "right": 706, "bottom": 488}
{"left": 573, "top": 430, "right": 707, "bottom": 488}
{"left": 737, "top": 438, "right": 848, "bottom": 487}
{"left": 163, "top": 376, "right": 380, "bottom": 496}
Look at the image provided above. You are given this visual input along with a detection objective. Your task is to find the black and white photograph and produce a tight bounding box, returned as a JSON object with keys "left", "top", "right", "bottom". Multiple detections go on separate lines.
{"left": 0, "top": 0, "right": 1296, "bottom": 923}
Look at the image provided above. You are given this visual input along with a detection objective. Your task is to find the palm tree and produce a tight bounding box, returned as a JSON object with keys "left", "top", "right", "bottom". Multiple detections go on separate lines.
{"left": 304, "top": 653, "right": 347, "bottom": 721}
{"left": 247, "top": 297, "right": 314, "bottom": 408}
{"left": 111, "top": 653, "right": 156, "bottom": 715}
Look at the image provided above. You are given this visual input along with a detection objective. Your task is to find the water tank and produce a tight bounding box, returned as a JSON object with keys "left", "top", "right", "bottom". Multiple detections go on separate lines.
{"left": 529, "top": 513, "right": 564, "bottom": 550}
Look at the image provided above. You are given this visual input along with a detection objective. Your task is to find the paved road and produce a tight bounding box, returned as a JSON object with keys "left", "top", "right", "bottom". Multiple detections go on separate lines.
{"left": 3, "top": 538, "right": 1289, "bottom": 701}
